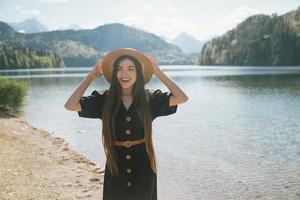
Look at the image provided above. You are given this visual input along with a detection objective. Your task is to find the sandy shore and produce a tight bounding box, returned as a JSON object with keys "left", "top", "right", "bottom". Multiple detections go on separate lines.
{"left": 0, "top": 116, "right": 103, "bottom": 200}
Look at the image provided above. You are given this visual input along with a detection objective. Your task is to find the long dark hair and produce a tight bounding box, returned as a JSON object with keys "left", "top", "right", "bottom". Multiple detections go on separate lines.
{"left": 102, "top": 55, "right": 157, "bottom": 176}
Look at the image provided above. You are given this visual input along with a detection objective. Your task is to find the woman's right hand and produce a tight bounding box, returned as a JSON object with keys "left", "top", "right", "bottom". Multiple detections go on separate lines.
{"left": 89, "top": 59, "right": 103, "bottom": 80}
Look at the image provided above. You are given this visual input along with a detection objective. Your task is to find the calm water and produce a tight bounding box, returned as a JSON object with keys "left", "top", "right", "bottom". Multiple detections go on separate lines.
{"left": 1, "top": 66, "right": 300, "bottom": 200}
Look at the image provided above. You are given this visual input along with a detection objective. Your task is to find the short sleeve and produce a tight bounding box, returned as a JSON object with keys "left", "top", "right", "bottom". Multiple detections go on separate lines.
{"left": 148, "top": 89, "right": 178, "bottom": 120}
{"left": 77, "top": 90, "right": 107, "bottom": 119}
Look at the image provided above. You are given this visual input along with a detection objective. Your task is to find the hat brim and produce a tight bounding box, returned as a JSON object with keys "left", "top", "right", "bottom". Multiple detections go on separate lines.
{"left": 102, "top": 48, "right": 153, "bottom": 84}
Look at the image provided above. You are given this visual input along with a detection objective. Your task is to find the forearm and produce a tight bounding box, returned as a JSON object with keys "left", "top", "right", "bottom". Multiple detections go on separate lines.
{"left": 155, "top": 69, "right": 188, "bottom": 100}
{"left": 64, "top": 72, "right": 100, "bottom": 109}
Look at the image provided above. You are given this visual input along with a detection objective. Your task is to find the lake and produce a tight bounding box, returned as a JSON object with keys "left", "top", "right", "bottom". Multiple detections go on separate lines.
{"left": 1, "top": 65, "right": 300, "bottom": 200}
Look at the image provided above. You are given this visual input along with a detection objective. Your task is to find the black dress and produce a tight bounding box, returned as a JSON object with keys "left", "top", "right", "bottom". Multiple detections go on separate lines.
{"left": 78, "top": 89, "right": 178, "bottom": 200}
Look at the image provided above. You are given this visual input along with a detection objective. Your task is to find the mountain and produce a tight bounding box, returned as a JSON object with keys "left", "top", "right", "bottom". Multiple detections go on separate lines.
{"left": 198, "top": 7, "right": 300, "bottom": 66}
{"left": 9, "top": 18, "right": 49, "bottom": 33}
{"left": 171, "top": 32, "right": 204, "bottom": 53}
{"left": 0, "top": 22, "right": 195, "bottom": 67}
{"left": 158, "top": 34, "right": 169, "bottom": 42}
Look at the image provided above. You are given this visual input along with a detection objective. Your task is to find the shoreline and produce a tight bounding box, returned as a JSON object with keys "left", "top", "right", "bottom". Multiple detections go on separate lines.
{"left": 0, "top": 116, "right": 103, "bottom": 200}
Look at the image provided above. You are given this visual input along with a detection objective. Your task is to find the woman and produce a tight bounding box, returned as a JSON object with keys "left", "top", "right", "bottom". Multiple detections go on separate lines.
{"left": 64, "top": 48, "right": 188, "bottom": 200}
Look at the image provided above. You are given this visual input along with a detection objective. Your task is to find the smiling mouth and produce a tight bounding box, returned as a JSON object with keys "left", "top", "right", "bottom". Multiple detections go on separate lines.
{"left": 121, "top": 78, "right": 131, "bottom": 83}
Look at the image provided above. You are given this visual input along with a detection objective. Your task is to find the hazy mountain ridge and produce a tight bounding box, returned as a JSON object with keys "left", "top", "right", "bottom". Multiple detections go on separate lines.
{"left": 0, "top": 22, "right": 196, "bottom": 67}
{"left": 9, "top": 18, "right": 49, "bottom": 33}
{"left": 171, "top": 32, "right": 204, "bottom": 53}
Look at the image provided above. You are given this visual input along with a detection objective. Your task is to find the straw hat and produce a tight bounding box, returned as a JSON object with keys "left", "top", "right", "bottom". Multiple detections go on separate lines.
{"left": 102, "top": 48, "right": 153, "bottom": 84}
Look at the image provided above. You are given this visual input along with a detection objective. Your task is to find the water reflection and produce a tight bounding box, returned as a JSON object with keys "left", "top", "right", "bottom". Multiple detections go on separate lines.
{"left": 202, "top": 74, "right": 300, "bottom": 96}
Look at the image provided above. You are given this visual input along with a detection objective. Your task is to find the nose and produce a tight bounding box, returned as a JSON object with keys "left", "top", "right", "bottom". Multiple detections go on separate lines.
{"left": 121, "top": 70, "right": 129, "bottom": 77}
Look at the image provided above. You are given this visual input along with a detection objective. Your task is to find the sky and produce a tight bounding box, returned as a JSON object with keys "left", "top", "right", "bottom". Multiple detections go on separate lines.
{"left": 0, "top": 0, "right": 300, "bottom": 41}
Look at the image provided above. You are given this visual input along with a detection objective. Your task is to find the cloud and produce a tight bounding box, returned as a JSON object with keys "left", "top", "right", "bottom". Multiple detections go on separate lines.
{"left": 123, "top": 14, "right": 144, "bottom": 27}
{"left": 167, "top": 7, "right": 177, "bottom": 13}
{"left": 83, "top": 22, "right": 104, "bottom": 29}
{"left": 41, "top": 0, "right": 69, "bottom": 3}
{"left": 217, "top": 6, "right": 262, "bottom": 33}
{"left": 145, "top": 4, "right": 153, "bottom": 10}
{"left": 15, "top": 5, "right": 40, "bottom": 17}
{"left": 21, "top": 9, "right": 41, "bottom": 16}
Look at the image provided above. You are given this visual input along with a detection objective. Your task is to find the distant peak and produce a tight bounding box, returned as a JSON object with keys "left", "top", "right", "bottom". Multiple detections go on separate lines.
{"left": 174, "top": 32, "right": 197, "bottom": 41}
{"left": 26, "top": 17, "right": 38, "bottom": 21}
{"left": 8, "top": 17, "right": 48, "bottom": 33}
{"left": 23, "top": 17, "right": 40, "bottom": 23}
{"left": 179, "top": 32, "right": 189, "bottom": 36}
{"left": 94, "top": 23, "right": 126, "bottom": 30}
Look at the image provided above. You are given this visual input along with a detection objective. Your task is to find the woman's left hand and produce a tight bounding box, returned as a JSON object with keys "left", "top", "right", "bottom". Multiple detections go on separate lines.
{"left": 148, "top": 56, "right": 161, "bottom": 75}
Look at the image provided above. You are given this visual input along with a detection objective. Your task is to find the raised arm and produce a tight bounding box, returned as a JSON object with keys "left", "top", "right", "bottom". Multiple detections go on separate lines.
{"left": 148, "top": 57, "right": 188, "bottom": 106}
{"left": 64, "top": 60, "right": 103, "bottom": 111}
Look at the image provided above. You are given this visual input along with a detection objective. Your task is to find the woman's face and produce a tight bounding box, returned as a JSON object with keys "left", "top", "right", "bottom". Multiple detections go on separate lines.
{"left": 116, "top": 58, "right": 137, "bottom": 90}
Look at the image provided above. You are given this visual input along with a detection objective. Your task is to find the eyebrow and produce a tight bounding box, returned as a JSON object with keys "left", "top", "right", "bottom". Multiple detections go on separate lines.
{"left": 117, "top": 65, "right": 136, "bottom": 68}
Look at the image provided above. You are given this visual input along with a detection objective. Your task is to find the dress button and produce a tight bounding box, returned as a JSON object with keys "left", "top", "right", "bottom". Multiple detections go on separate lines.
{"left": 126, "top": 154, "right": 131, "bottom": 160}
{"left": 126, "top": 168, "right": 132, "bottom": 174}
{"left": 126, "top": 116, "right": 131, "bottom": 122}
{"left": 127, "top": 181, "right": 132, "bottom": 187}
{"left": 125, "top": 129, "right": 131, "bottom": 135}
